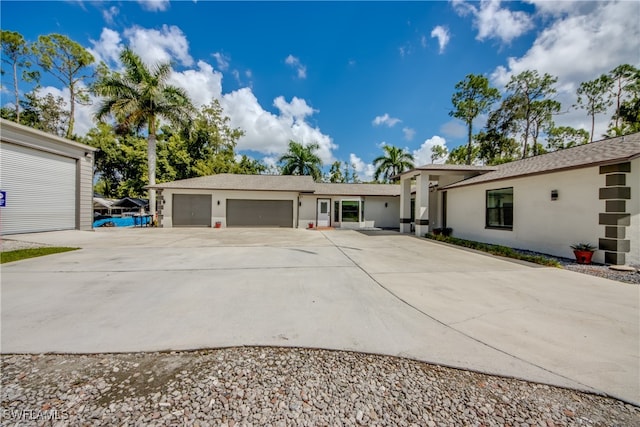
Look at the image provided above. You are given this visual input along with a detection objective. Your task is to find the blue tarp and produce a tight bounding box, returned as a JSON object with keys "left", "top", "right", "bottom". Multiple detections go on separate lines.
{"left": 93, "top": 216, "right": 151, "bottom": 228}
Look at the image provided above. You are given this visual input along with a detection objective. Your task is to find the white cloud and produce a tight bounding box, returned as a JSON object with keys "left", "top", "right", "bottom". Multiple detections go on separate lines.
{"left": 372, "top": 113, "right": 402, "bottom": 127}
{"left": 453, "top": 0, "right": 533, "bottom": 43}
{"left": 402, "top": 127, "right": 416, "bottom": 141}
{"left": 349, "top": 153, "right": 375, "bottom": 182}
{"left": 124, "top": 25, "right": 193, "bottom": 67}
{"left": 440, "top": 120, "right": 468, "bottom": 139}
{"left": 221, "top": 89, "right": 336, "bottom": 164}
{"left": 491, "top": 0, "right": 640, "bottom": 138}
{"left": 420, "top": 35, "right": 428, "bottom": 48}
{"left": 168, "top": 60, "right": 223, "bottom": 108}
{"left": 88, "top": 28, "right": 123, "bottom": 67}
{"left": 212, "top": 52, "right": 230, "bottom": 71}
{"left": 137, "top": 0, "right": 170, "bottom": 12}
{"left": 412, "top": 135, "right": 449, "bottom": 166}
{"left": 430, "top": 26, "right": 450, "bottom": 53}
{"left": 102, "top": 6, "right": 119, "bottom": 25}
{"left": 285, "top": 54, "right": 307, "bottom": 79}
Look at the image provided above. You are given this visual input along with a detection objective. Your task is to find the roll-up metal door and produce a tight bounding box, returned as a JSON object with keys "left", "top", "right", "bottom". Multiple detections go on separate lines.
{"left": 0, "top": 142, "right": 76, "bottom": 234}
{"left": 226, "top": 199, "right": 293, "bottom": 227}
{"left": 172, "top": 194, "right": 212, "bottom": 227}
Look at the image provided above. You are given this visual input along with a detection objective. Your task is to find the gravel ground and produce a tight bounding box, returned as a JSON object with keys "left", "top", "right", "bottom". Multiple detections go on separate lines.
{"left": 0, "top": 239, "right": 53, "bottom": 252}
{"left": 2, "top": 347, "right": 638, "bottom": 426}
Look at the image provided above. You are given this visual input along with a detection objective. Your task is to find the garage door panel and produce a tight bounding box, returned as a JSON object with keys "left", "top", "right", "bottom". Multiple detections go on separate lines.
{"left": 227, "top": 199, "right": 293, "bottom": 227}
{"left": 172, "top": 194, "right": 212, "bottom": 227}
{"left": 0, "top": 142, "right": 76, "bottom": 234}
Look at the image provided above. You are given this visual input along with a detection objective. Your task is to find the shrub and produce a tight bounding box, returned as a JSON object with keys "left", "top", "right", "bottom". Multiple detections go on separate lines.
{"left": 425, "top": 234, "right": 561, "bottom": 267}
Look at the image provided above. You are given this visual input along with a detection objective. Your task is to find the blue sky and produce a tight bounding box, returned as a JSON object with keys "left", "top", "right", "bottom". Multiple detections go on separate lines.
{"left": 1, "top": 1, "right": 638, "bottom": 179}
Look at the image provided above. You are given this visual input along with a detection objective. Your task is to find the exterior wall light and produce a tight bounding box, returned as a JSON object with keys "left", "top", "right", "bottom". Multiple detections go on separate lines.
{"left": 551, "top": 190, "right": 558, "bottom": 201}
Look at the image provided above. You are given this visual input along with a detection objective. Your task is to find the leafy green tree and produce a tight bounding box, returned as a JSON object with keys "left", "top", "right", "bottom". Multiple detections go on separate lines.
{"left": 446, "top": 144, "right": 480, "bottom": 165}
{"left": 373, "top": 145, "right": 414, "bottom": 183}
{"left": 328, "top": 160, "right": 345, "bottom": 183}
{"left": 476, "top": 130, "right": 519, "bottom": 165}
{"left": 449, "top": 74, "right": 500, "bottom": 165}
{"left": 529, "top": 99, "right": 560, "bottom": 155}
{"left": 1, "top": 30, "right": 37, "bottom": 122}
{"left": 575, "top": 75, "right": 613, "bottom": 142}
{"left": 546, "top": 126, "right": 589, "bottom": 151}
{"left": 82, "top": 123, "right": 148, "bottom": 198}
{"left": 20, "top": 90, "right": 69, "bottom": 136}
{"left": 504, "top": 70, "right": 558, "bottom": 158}
{"left": 32, "top": 34, "right": 94, "bottom": 138}
{"left": 608, "top": 64, "right": 639, "bottom": 130}
{"left": 279, "top": 140, "right": 323, "bottom": 181}
{"left": 430, "top": 144, "right": 448, "bottom": 163}
{"left": 93, "top": 47, "right": 195, "bottom": 215}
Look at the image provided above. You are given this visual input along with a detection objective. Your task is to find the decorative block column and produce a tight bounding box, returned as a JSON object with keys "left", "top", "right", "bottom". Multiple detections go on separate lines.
{"left": 400, "top": 176, "right": 412, "bottom": 233}
{"left": 598, "top": 162, "right": 631, "bottom": 265}
{"left": 414, "top": 172, "right": 429, "bottom": 236}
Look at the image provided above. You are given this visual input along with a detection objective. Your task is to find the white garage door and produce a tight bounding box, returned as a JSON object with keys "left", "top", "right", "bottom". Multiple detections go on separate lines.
{"left": 0, "top": 142, "right": 76, "bottom": 234}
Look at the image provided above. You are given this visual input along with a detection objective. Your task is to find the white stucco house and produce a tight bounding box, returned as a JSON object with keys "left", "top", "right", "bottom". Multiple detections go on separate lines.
{"left": 148, "top": 174, "right": 400, "bottom": 230}
{"left": 398, "top": 132, "right": 640, "bottom": 266}
{"left": 0, "top": 118, "right": 96, "bottom": 235}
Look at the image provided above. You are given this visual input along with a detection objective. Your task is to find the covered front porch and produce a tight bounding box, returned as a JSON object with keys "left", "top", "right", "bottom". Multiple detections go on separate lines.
{"left": 398, "top": 165, "right": 495, "bottom": 236}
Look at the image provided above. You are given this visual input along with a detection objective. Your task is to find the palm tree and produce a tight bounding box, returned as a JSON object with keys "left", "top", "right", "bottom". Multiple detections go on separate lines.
{"left": 373, "top": 145, "right": 414, "bottom": 183}
{"left": 93, "top": 48, "right": 194, "bottom": 216}
{"left": 279, "top": 140, "right": 323, "bottom": 181}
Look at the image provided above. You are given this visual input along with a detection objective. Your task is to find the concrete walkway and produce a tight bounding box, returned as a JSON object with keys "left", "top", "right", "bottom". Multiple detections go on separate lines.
{"left": 1, "top": 228, "right": 638, "bottom": 405}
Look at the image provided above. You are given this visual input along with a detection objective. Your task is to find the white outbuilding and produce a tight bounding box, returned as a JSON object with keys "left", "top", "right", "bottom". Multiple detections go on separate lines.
{"left": 0, "top": 118, "right": 96, "bottom": 235}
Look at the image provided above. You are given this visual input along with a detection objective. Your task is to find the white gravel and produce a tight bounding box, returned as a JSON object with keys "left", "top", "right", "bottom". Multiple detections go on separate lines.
{"left": 2, "top": 348, "right": 638, "bottom": 426}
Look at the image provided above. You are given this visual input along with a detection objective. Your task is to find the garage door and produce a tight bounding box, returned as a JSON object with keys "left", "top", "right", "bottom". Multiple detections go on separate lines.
{"left": 0, "top": 142, "right": 76, "bottom": 235}
{"left": 172, "top": 194, "right": 212, "bottom": 227}
{"left": 226, "top": 199, "right": 293, "bottom": 227}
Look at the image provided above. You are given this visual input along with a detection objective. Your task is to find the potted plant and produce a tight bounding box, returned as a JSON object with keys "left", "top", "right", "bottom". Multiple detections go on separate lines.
{"left": 432, "top": 227, "right": 443, "bottom": 236}
{"left": 570, "top": 242, "right": 596, "bottom": 264}
{"left": 442, "top": 227, "right": 453, "bottom": 237}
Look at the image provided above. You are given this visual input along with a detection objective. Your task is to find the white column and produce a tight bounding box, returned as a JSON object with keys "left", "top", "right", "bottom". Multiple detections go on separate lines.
{"left": 414, "top": 172, "right": 429, "bottom": 236}
{"left": 400, "top": 176, "right": 412, "bottom": 233}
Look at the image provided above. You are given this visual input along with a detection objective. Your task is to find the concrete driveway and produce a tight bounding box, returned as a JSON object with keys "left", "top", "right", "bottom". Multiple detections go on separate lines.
{"left": 1, "top": 228, "right": 638, "bottom": 405}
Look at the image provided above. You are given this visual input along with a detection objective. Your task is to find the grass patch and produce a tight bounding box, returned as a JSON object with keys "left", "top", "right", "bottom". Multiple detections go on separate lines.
{"left": 425, "top": 234, "right": 561, "bottom": 267}
{"left": 1, "top": 247, "right": 79, "bottom": 264}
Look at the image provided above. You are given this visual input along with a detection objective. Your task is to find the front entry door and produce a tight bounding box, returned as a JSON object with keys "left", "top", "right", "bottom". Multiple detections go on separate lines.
{"left": 317, "top": 199, "right": 330, "bottom": 227}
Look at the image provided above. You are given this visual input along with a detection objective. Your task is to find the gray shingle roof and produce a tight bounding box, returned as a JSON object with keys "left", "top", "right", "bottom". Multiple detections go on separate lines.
{"left": 313, "top": 183, "right": 400, "bottom": 196}
{"left": 150, "top": 173, "right": 317, "bottom": 192}
{"left": 149, "top": 174, "right": 401, "bottom": 196}
{"left": 443, "top": 132, "right": 640, "bottom": 189}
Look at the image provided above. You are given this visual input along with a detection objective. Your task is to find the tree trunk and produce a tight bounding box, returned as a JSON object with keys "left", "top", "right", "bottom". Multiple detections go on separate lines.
{"left": 590, "top": 113, "right": 595, "bottom": 143}
{"left": 466, "top": 121, "right": 473, "bottom": 165}
{"left": 66, "top": 83, "right": 75, "bottom": 139}
{"left": 148, "top": 119, "right": 157, "bottom": 216}
{"left": 13, "top": 61, "right": 19, "bottom": 122}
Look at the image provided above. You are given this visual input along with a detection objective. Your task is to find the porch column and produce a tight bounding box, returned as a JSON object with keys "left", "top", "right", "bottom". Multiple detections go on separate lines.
{"left": 400, "top": 176, "right": 412, "bottom": 233}
{"left": 414, "top": 172, "right": 429, "bottom": 236}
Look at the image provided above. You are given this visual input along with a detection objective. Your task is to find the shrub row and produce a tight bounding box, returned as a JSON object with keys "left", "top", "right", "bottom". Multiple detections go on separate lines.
{"left": 425, "top": 234, "right": 561, "bottom": 268}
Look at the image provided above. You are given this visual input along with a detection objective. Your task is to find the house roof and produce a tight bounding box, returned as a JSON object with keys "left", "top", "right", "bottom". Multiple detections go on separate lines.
{"left": 149, "top": 173, "right": 401, "bottom": 196}
{"left": 313, "top": 183, "right": 400, "bottom": 196}
{"left": 149, "top": 173, "right": 317, "bottom": 192}
{"left": 443, "top": 132, "right": 640, "bottom": 189}
{"left": 93, "top": 197, "right": 115, "bottom": 208}
{"left": 113, "top": 197, "right": 149, "bottom": 208}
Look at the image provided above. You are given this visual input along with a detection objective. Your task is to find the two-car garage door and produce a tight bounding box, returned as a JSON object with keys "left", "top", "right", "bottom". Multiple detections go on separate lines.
{"left": 171, "top": 195, "right": 293, "bottom": 228}
{"left": 227, "top": 199, "right": 293, "bottom": 227}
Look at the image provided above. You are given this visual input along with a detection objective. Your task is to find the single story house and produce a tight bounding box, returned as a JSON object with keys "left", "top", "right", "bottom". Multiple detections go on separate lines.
{"left": 0, "top": 118, "right": 96, "bottom": 235}
{"left": 148, "top": 174, "right": 400, "bottom": 229}
{"left": 398, "top": 132, "right": 640, "bottom": 266}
